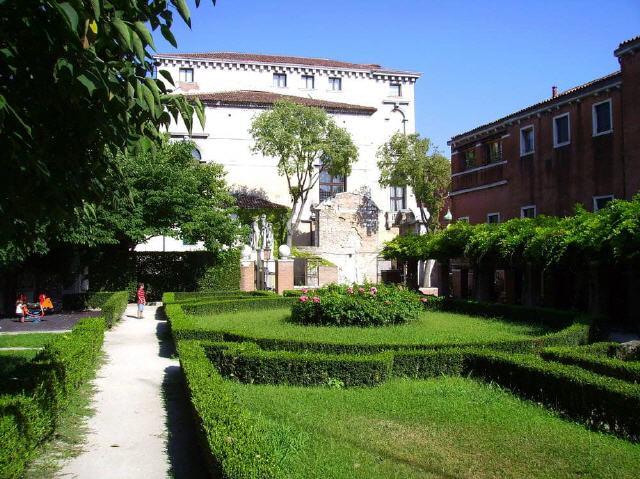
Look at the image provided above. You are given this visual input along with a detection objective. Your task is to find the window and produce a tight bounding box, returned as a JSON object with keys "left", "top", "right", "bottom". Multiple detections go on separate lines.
{"left": 302, "top": 75, "right": 315, "bottom": 89}
{"left": 191, "top": 147, "right": 203, "bottom": 163}
{"left": 592, "top": 99, "right": 612, "bottom": 136}
{"left": 486, "top": 140, "right": 502, "bottom": 163}
{"left": 593, "top": 195, "right": 614, "bottom": 211}
{"left": 463, "top": 148, "right": 476, "bottom": 169}
{"left": 487, "top": 213, "right": 500, "bottom": 224}
{"left": 457, "top": 216, "right": 470, "bottom": 223}
{"left": 328, "top": 77, "right": 342, "bottom": 91}
{"left": 389, "top": 83, "right": 402, "bottom": 97}
{"left": 521, "top": 205, "right": 536, "bottom": 218}
{"left": 273, "top": 73, "right": 287, "bottom": 88}
{"left": 520, "top": 126, "right": 535, "bottom": 156}
{"left": 553, "top": 113, "right": 570, "bottom": 147}
{"left": 390, "top": 186, "right": 407, "bottom": 212}
{"left": 319, "top": 170, "right": 346, "bottom": 201}
{"left": 179, "top": 68, "right": 194, "bottom": 83}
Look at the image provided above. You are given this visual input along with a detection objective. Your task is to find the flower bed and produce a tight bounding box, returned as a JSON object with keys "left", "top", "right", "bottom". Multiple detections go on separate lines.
{"left": 290, "top": 284, "right": 424, "bottom": 327}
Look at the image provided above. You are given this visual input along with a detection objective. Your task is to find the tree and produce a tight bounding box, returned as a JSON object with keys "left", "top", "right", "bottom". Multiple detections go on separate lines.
{"left": 377, "top": 133, "right": 451, "bottom": 233}
{"left": 60, "top": 138, "right": 241, "bottom": 253}
{"left": 250, "top": 100, "right": 358, "bottom": 247}
{"left": 0, "top": 0, "right": 216, "bottom": 265}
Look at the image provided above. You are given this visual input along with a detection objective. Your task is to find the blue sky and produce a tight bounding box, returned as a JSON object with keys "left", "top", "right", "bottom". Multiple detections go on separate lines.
{"left": 152, "top": 0, "right": 639, "bottom": 156}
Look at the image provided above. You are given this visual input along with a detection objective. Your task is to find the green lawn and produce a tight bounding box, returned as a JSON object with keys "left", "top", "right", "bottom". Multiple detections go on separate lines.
{"left": 229, "top": 377, "right": 640, "bottom": 478}
{"left": 187, "top": 308, "right": 551, "bottom": 346}
{"left": 0, "top": 333, "right": 62, "bottom": 348}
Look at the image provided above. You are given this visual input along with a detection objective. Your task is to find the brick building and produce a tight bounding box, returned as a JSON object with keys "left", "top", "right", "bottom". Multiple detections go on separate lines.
{"left": 448, "top": 37, "right": 640, "bottom": 223}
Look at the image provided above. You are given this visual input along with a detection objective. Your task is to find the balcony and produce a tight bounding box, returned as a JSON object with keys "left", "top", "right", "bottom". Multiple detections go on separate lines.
{"left": 451, "top": 161, "right": 507, "bottom": 195}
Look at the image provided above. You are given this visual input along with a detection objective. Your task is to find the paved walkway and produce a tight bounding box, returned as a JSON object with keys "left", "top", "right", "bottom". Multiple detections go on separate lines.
{"left": 57, "top": 304, "right": 208, "bottom": 479}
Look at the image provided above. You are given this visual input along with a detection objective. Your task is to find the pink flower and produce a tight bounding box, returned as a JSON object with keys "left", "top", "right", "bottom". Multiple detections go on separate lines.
{"left": 358, "top": 287, "right": 365, "bottom": 294}
{"left": 420, "top": 297, "right": 428, "bottom": 303}
{"left": 299, "top": 295, "right": 308, "bottom": 302}
{"left": 347, "top": 287, "right": 354, "bottom": 294}
{"left": 302, "top": 288, "right": 308, "bottom": 294}
{"left": 369, "top": 287, "right": 377, "bottom": 295}
{"left": 312, "top": 296, "right": 321, "bottom": 303}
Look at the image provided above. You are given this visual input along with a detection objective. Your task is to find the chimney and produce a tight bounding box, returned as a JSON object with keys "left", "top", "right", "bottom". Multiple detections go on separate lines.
{"left": 551, "top": 86, "right": 558, "bottom": 98}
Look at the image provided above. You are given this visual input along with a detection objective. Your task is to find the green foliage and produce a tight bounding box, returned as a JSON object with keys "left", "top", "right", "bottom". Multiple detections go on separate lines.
{"left": 290, "top": 247, "right": 335, "bottom": 266}
{"left": 382, "top": 196, "right": 640, "bottom": 268}
{"left": 61, "top": 138, "right": 240, "bottom": 253}
{"left": 541, "top": 345, "right": 640, "bottom": 383}
{"left": 0, "top": 291, "right": 126, "bottom": 476}
{"left": 250, "top": 100, "right": 358, "bottom": 245}
{"left": 177, "top": 340, "right": 296, "bottom": 478}
{"left": 166, "top": 301, "right": 590, "bottom": 354}
{"left": 290, "top": 284, "right": 424, "bottom": 327}
{"left": 62, "top": 291, "right": 122, "bottom": 311}
{"left": 0, "top": 0, "right": 216, "bottom": 265}
{"left": 196, "top": 248, "right": 241, "bottom": 291}
{"left": 466, "top": 350, "right": 640, "bottom": 441}
{"left": 377, "top": 133, "right": 451, "bottom": 231}
{"left": 424, "top": 297, "right": 578, "bottom": 329}
{"left": 162, "top": 290, "right": 275, "bottom": 304}
{"left": 205, "top": 342, "right": 393, "bottom": 387}
{"left": 181, "top": 297, "right": 295, "bottom": 318}
{"left": 236, "top": 202, "right": 290, "bottom": 256}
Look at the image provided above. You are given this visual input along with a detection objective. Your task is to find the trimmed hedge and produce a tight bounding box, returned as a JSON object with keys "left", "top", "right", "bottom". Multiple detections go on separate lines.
{"left": 166, "top": 302, "right": 590, "bottom": 355}
{"left": 392, "top": 349, "right": 467, "bottom": 378}
{"left": 0, "top": 291, "right": 127, "bottom": 478}
{"left": 177, "top": 340, "right": 293, "bottom": 478}
{"left": 466, "top": 350, "right": 640, "bottom": 441}
{"left": 62, "top": 291, "right": 121, "bottom": 311}
{"left": 181, "top": 297, "right": 294, "bottom": 316}
{"left": 162, "top": 290, "right": 276, "bottom": 304}
{"left": 541, "top": 345, "right": 640, "bottom": 383}
{"left": 204, "top": 341, "right": 392, "bottom": 387}
{"left": 425, "top": 297, "right": 580, "bottom": 329}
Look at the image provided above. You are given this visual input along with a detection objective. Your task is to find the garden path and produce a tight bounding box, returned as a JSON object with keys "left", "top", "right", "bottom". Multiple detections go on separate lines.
{"left": 57, "top": 304, "right": 207, "bottom": 479}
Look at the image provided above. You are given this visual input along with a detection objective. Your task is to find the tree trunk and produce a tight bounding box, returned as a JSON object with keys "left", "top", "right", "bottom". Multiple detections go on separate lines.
{"left": 421, "top": 259, "right": 436, "bottom": 287}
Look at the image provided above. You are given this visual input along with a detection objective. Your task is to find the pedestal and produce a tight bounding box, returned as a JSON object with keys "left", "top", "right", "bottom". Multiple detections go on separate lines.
{"left": 240, "top": 261, "right": 256, "bottom": 292}
{"left": 276, "top": 259, "right": 294, "bottom": 295}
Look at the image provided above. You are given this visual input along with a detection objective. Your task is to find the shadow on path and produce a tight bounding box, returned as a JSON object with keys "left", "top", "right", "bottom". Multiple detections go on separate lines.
{"left": 162, "top": 365, "right": 210, "bottom": 479}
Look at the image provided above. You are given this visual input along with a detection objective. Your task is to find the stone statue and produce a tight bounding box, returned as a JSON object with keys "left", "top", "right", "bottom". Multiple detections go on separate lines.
{"left": 264, "top": 222, "right": 274, "bottom": 250}
{"left": 250, "top": 219, "right": 261, "bottom": 250}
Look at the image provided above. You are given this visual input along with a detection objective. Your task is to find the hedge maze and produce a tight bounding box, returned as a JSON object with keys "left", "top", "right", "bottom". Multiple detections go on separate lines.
{"left": 165, "top": 291, "right": 640, "bottom": 478}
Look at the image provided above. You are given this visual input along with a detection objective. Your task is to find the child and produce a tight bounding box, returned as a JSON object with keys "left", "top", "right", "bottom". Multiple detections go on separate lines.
{"left": 16, "top": 298, "right": 27, "bottom": 323}
{"left": 136, "top": 283, "right": 146, "bottom": 319}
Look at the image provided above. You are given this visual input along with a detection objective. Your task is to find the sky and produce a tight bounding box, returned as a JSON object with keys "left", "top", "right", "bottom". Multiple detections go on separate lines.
{"left": 152, "top": 0, "right": 639, "bottom": 156}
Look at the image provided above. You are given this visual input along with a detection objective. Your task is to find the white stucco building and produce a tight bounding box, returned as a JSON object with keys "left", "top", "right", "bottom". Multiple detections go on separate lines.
{"left": 144, "top": 52, "right": 422, "bottom": 282}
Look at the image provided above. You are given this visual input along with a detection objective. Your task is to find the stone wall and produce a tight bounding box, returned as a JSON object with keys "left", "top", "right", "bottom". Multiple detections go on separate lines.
{"left": 298, "top": 192, "right": 397, "bottom": 284}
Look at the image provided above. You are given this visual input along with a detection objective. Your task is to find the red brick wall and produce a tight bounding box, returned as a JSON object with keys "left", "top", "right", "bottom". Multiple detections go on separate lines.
{"left": 620, "top": 49, "right": 640, "bottom": 197}
{"left": 450, "top": 73, "right": 635, "bottom": 223}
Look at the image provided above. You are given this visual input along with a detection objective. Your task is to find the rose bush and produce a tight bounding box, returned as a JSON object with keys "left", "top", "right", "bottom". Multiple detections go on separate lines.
{"left": 290, "top": 284, "right": 424, "bottom": 327}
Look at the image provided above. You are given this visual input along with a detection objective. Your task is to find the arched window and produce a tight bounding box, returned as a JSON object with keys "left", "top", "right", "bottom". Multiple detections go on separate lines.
{"left": 191, "top": 148, "right": 202, "bottom": 162}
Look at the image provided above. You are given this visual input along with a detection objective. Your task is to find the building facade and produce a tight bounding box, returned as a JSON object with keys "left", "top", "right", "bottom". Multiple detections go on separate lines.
{"left": 148, "top": 52, "right": 422, "bottom": 282}
{"left": 448, "top": 37, "right": 640, "bottom": 224}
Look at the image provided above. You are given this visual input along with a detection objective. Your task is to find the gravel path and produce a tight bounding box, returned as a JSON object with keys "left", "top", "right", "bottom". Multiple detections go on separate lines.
{"left": 57, "top": 304, "right": 208, "bottom": 479}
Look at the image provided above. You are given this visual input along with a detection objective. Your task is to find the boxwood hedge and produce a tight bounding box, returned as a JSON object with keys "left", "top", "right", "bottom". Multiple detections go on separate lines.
{"left": 0, "top": 291, "right": 128, "bottom": 478}
{"left": 177, "top": 340, "right": 295, "bottom": 479}
{"left": 204, "top": 341, "right": 393, "bottom": 387}
{"left": 466, "top": 350, "right": 640, "bottom": 441}
{"left": 541, "top": 345, "right": 640, "bottom": 383}
{"left": 166, "top": 302, "right": 590, "bottom": 355}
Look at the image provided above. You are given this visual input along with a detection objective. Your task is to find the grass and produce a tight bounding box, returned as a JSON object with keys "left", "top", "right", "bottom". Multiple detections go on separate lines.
{"left": 228, "top": 376, "right": 640, "bottom": 478}
{"left": 0, "top": 333, "right": 64, "bottom": 348}
{"left": 0, "top": 349, "right": 39, "bottom": 383}
{"left": 185, "top": 308, "right": 552, "bottom": 346}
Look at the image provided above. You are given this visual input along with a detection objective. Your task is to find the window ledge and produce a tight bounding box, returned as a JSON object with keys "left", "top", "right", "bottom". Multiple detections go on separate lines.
{"left": 553, "top": 142, "right": 571, "bottom": 149}
{"left": 593, "top": 130, "right": 613, "bottom": 137}
{"left": 452, "top": 160, "right": 507, "bottom": 177}
{"left": 520, "top": 151, "right": 535, "bottom": 157}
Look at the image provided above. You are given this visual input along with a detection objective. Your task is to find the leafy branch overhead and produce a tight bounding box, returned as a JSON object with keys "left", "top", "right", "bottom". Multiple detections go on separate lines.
{"left": 0, "top": 0, "right": 216, "bottom": 266}
{"left": 250, "top": 100, "right": 358, "bottom": 247}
